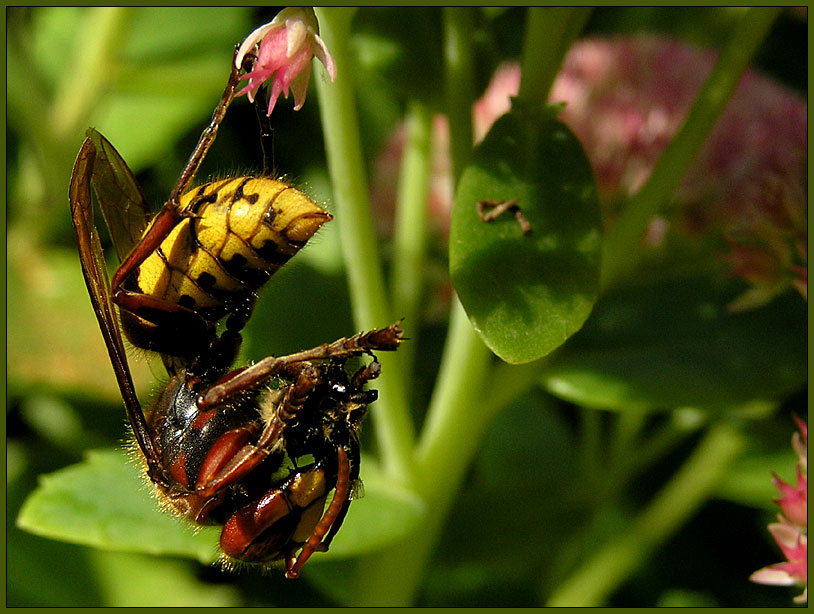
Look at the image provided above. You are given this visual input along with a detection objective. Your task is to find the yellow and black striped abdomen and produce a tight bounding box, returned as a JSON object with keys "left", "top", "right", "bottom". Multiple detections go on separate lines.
{"left": 136, "top": 177, "right": 331, "bottom": 315}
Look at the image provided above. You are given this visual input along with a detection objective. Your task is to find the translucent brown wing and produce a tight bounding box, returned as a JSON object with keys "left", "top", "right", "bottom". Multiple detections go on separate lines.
{"left": 69, "top": 135, "right": 161, "bottom": 479}
{"left": 84, "top": 128, "right": 152, "bottom": 262}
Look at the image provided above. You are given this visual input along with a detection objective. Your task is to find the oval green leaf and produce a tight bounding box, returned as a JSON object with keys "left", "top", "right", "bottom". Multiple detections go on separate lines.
{"left": 17, "top": 448, "right": 220, "bottom": 563}
{"left": 541, "top": 275, "right": 807, "bottom": 410}
{"left": 17, "top": 448, "right": 425, "bottom": 564}
{"left": 450, "top": 108, "right": 602, "bottom": 363}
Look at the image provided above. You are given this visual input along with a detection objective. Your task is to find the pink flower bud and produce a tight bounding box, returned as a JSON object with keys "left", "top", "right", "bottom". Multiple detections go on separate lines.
{"left": 235, "top": 8, "right": 337, "bottom": 116}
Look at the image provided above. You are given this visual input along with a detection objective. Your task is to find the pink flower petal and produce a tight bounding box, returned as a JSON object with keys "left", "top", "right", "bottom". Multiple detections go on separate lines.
{"left": 235, "top": 21, "right": 280, "bottom": 68}
{"left": 312, "top": 34, "right": 337, "bottom": 82}
{"left": 751, "top": 566, "right": 798, "bottom": 586}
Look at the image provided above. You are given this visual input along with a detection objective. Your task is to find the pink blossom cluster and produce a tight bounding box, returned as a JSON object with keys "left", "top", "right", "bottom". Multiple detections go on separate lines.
{"left": 550, "top": 37, "right": 807, "bottom": 307}
{"left": 373, "top": 36, "right": 807, "bottom": 304}
{"left": 750, "top": 415, "right": 807, "bottom": 603}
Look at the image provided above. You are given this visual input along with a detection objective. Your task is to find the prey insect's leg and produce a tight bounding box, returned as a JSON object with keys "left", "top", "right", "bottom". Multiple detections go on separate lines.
{"left": 285, "top": 447, "right": 352, "bottom": 579}
{"left": 317, "top": 441, "right": 361, "bottom": 552}
{"left": 351, "top": 358, "right": 382, "bottom": 389}
{"left": 198, "top": 323, "right": 405, "bottom": 410}
{"left": 477, "top": 199, "right": 533, "bottom": 236}
{"left": 195, "top": 363, "right": 320, "bottom": 499}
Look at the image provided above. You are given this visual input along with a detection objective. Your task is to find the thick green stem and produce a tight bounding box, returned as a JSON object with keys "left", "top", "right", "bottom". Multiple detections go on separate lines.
{"left": 314, "top": 7, "right": 414, "bottom": 484}
{"left": 351, "top": 298, "right": 494, "bottom": 606}
{"left": 545, "top": 421, "right": 745, "bottom": 606}
{"left": 348, "top": 9, "right": 492, "bottom": 604}
{"left": 442, "top": 6, "right": 475, "bottom": 177}
{"left": 390, "top": 99, "right": 434, "bottom": 382}
{"left": 350, "top": 9, "right": 598, "bottom": 602}
{"left": 319, "top": 6, "right": 600, "bottom": 605}
{"left": 600, "top": 7, "right": 782, "bottom": 289}
{"left": 416, "top": 299, "right": 494, "bottom": 474}
{"left": 517, "top": 7, "right": 593, "bottom": 108}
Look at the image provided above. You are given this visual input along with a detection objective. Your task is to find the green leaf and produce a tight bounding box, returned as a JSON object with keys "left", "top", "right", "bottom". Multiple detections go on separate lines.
{"left": 86, "top": 550, "right": 240, "bottom": 606}
{"left": 17, "top": 448, "right": 220, "bottom": 563}
{"left": 450, "top": 108, "right": 602, "bottom": 363}
{"left": 541, "top": 275, "right": 807, "bottom": 410}
{"left": 17, "top": 448, "right": 424, "bottom": 565}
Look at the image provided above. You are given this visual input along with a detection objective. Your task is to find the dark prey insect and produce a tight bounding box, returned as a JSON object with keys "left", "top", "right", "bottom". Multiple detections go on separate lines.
{"left": 147, "top": 324, "right": 404, "bottom": 577}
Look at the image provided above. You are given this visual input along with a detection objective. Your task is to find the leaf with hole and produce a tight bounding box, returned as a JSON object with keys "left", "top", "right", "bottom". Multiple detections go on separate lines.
{"left": 450, "top": 108, "right": 602, "bottom": 363}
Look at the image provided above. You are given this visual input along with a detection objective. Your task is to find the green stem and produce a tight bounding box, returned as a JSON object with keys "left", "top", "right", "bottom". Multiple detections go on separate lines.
{"left": 600, "top": 7, "right": 782, "bottom": 289}
{"left": 413, "top": 0, "right": 494, "bottom": 540}
{"left": 442, "top": 6, "right": 475, "bottom": 178}
{"left": 351, "top": 298, "right": 495, "bottom": 606}
{"left": 604, "top": 410, "right": 704, "bottom": 503}
{"left": 545, "top": 421, "right": 745, "bottom": 606}
{"left": 321, "top": 6, "right": 598, "bottom": 605}
{"left": 416, "top": 299, "right": 494, "bottom": 473}
{"left": 390, "top": 99, "right": 434, "bottom": 383}
{"left": 351, "top": 299, "right": 494, "bottom": 605}
{"left": 603, "top": 411, "right": 646, "bottom": 496}
{"left": 517, "top": 7, "right": 593, "bottom": 108}
{"left": 349, "top": 9, "right": 493, "bottom": 604}
{"left": 314, "top": 7, "right": 414, "bottom": 484}
{"left": 579, "top": 406, "right": 603, "bottom": 495}
{"left": 620, "top": 409, "right": 706, "bottom": 486}
{"left": 350, "top": 9, "right": 598, "bottom": 602}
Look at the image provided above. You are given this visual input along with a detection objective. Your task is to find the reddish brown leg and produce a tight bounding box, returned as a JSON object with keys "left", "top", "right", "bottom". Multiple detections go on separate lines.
{"left": 113, "top": 288, "right": 212, "bottom": 336}
{"left": 351, "top": 358, "right": 381, "bottom": 388}
{"left": 477, "top": 199, "right": 533, "bottom": 235}
{"left": 220, "top": 488, "right": 292, "bottom": 560}
{"left": 198, "top": 323, "right": 404, "bottom": 410}
{"left": 285, "top": 447, "right": 352, "bottom": 579}
{"left": 195, "top": 364, "right": 319, "bottom": 499}
{"left": 220, "top": 464, "right": 329, "bottom": 561}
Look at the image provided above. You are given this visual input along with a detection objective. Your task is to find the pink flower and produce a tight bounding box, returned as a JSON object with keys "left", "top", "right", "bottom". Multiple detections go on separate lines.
{"left": 793, "top": 413, "right": 808, "bottom": 470}
{"left": 552, "top": 38, "right": 807, "bottom": 307}
{"left": 235, "top": 7, "right": 337, "bottom": 116}
{"left": 751, "top": 417, "right": 808, "bottom": 603}
{"left": 772, "top": 466, "right": 808, "bottom": 530}
{"left": 750, "top": 519, "right": 808, "bottom": 603}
